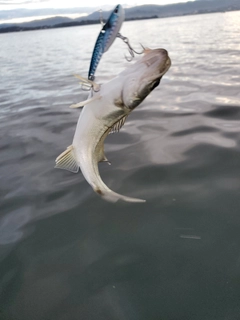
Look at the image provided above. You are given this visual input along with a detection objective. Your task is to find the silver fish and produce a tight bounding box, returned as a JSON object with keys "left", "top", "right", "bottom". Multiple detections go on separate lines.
{"left": 55, "top": 48, "right": 171, "bottom": 203}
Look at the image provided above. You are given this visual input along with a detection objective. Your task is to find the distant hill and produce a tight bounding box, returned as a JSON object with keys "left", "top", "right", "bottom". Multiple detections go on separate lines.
{"left": 79, "top": 0, "right": 240, "bottom": 20}
{"left": 21, "top": 16, "right": 73, "bottom": 28}
{"left": 0, "top": 0, "right": 240, "bottom": 33}
{"left": 0, "top": 6, "right": 101, "bottom": 21}
{"left": 122, "top": 0, "right": 240, "bottom": 18}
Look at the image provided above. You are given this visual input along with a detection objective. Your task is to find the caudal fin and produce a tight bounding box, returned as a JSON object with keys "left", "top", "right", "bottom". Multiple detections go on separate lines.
{"left": 94, "top": 187, "right": 146, "bottom": 203}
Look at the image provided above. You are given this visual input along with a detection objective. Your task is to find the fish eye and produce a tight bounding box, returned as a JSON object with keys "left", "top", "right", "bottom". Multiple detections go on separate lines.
{"left": 150, "top": 78, "right": 161, "bottom": 91}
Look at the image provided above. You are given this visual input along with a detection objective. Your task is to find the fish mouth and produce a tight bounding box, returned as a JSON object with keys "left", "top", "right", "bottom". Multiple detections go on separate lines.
{"left": 160, "top": 55, "right": 171, "bottom": 74}
{"left": 152, "top": 56, "right": 171, "bottom": 89}
{"left": 154, "top": 49, "right": 171, "bottom": 75}
{"left": 143, "top": 48, "right": 171, "bottom": 76}
{"left": 122, "top": 47, "right": 171, "bottom": 110}
{"left": 144, "top": 49, "right": 171, "bottom": 91}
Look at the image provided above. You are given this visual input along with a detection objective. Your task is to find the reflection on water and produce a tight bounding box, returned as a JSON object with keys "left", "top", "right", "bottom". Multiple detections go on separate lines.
{"left": 1, "top": 10, "right": 240, "bottom": 320}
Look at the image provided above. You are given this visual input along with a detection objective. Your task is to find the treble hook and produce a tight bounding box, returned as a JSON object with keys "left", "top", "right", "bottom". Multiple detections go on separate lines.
{"left": 117, "top": 33, "right": 144, "bottom": 61}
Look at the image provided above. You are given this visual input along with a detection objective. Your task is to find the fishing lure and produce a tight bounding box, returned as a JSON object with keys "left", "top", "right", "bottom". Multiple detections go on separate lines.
{"left": 79, "top": 4, "right": 144, "bottom": 92}
{"left": 88, "top": 4, "right": 144, "bottom": 81}
{"left": 88, "top": 4, "right": 125, "bottom": 81}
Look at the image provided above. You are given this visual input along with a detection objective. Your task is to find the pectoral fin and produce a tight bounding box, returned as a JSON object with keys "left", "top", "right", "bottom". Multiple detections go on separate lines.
{"left": 95, "top": 138, "right": 111, "bottom": 165}
{"left": 69, "top": 95, "right": 102, "bottom": 109}
{"left": 55, "top": 145, "right": 79, "bottom": 173}
{"left": 98, "top": 148, "right": 111, "bottom": 165}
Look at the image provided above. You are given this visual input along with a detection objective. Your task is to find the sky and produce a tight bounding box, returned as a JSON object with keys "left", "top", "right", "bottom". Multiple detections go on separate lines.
{"left": 0, "top": 0, "right": 193, "bottom": 10}
{"left": 0, "top": 0, "right": 195, "bottom": 24}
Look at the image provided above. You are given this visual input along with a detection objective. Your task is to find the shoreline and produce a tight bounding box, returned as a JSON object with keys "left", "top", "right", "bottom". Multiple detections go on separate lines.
{"left": 0, "top": 8, "right": 239, "bottom": 34}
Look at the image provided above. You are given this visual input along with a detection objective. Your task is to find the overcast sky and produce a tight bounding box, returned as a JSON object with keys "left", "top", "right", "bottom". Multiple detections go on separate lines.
{"left": 1, "top": 0, "right": 193, "bottom": 10}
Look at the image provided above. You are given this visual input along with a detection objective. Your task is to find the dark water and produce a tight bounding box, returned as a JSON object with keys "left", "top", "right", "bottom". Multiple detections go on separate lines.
{"left": 1, "top": 11, "right": 240, "bottom": 320}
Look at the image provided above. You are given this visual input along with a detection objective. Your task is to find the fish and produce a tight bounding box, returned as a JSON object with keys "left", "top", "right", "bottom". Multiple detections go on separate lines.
{"left": 55, "top": 48, "right": 171, "bottom": 203}
{"left": 88, "top": 4, "right": 124, "bottom": 80}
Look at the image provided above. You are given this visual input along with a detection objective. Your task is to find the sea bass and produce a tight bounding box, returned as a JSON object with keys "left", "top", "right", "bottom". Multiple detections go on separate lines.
{"left": 55, "top": 48, "right": 171, "bottom": 203}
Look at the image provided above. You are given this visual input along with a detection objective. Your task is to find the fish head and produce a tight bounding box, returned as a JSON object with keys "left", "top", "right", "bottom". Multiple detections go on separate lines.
{"left": 122, "top": 48, "right": 171, "bottom": 110}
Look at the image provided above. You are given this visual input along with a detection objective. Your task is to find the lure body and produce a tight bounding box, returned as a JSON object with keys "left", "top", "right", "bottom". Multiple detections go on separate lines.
{"left": 88, "top": 4, "right": 124, "bottom": 80}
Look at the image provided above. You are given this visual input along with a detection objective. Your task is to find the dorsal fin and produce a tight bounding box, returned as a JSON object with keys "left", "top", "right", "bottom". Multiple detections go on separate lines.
{"left": 109, "top": 115, "right": 128, "bottom": 134}
{"left": 55, "top": 145, "right": 79, "bottom": 173}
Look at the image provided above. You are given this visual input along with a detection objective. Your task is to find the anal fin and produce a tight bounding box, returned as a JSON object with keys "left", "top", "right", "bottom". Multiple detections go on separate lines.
{"left": 55, "top": 145, "right": 79, "bottom": 173}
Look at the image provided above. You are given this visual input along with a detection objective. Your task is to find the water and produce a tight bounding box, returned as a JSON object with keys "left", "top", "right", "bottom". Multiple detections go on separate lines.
{"left": 1, "top": 11, "right": 240, "bottom": 320}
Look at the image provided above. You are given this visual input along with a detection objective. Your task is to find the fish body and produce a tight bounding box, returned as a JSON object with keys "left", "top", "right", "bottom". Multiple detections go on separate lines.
{"left": 56, "top": 48, "right": 171, "bottom": 203}
{"left": 88, "top": 4, "right": 124, "bottom": 80}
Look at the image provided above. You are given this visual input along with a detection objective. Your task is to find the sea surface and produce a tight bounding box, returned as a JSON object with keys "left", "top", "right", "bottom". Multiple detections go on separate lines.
{"left": 1, "top": 11, "right": 240, "bottom": 320}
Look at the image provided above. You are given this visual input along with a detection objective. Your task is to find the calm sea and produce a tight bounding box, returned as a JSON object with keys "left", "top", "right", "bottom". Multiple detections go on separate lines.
{"left": 1, "top": 11, "right": 240, "bottom": 320}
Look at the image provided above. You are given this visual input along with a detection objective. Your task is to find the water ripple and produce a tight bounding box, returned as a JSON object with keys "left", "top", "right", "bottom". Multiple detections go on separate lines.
{"left": 1, "top": 11, "right": 240, "bottom": 320}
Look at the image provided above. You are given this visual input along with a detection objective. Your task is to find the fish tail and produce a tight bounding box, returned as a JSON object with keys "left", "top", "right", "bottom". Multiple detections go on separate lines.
{"left": 93, "top": 186, "right": 146, "bottom": 203}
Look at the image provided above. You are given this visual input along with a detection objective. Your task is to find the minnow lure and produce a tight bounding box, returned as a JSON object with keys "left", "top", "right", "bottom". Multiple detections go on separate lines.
{"left": 88, "top": 4, "right": 125, "bottom": 81}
